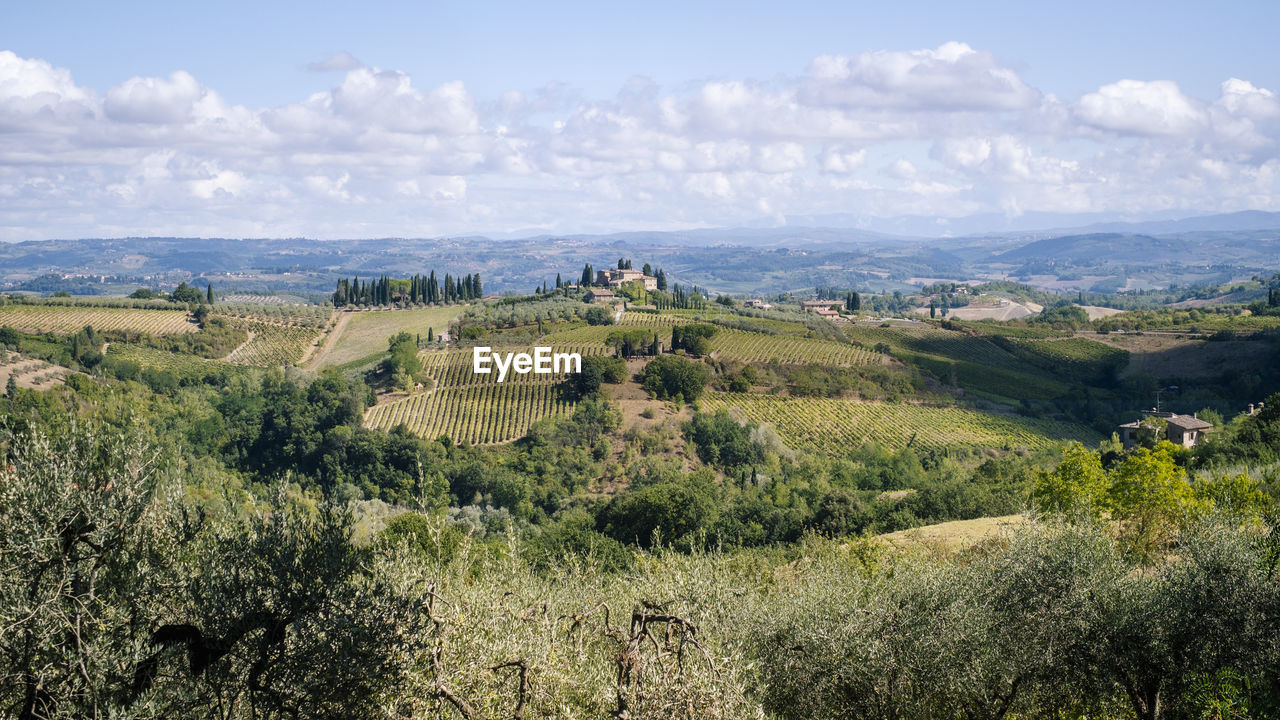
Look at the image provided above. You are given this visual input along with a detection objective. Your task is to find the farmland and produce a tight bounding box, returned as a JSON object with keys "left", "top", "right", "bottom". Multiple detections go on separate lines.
{"left": 321, "top": 306, "right": 463, "bottom": 368}
{"left": 0, "top": 305, "right": 196, "bottom": 335}
{"left": 365, "top": 381, "right": 578, "bottom": 444}
{"left": 708, "top": 328, "right": 881, "bottom": 366}
{"left": 214, "top": 303, "right": 331, "bottom": 328}
{"left": 617, "top": 310, "right": 696, "bottom": 328}
{"left": 1005, "top": 337, "right": 1129, "bottom": 382}
{"left": 224, "top": 321, "right": 324, "bottom": 367}
{"left": 419, "top": 345, "right": 611, "bottom": 388}
{"left": 843, "top": 324, "right": 1078, "bottom": 405}
{"left": 698, "top": 391, "right": 1100, "bottom": 454}
{"left": 104, "top": 343, "right": 227, "bottom": 377}
{"left": 363, "top": 344, "right": 612, "bottom": 443}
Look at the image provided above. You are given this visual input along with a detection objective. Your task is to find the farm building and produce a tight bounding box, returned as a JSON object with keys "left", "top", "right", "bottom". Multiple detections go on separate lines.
{"left": 585, "top": 288, "right": 617, "bottom": 303}
{"left": 1118, "top": 411, "right": 1213, "bottom": 448}
{"left": 801, "top": 300, "right": 839, "bottom": 312}
{"left": 596, "top": 268, "right": 658, "bottom": 291}
{"left": 744, "top": 299, "right": 773, "bottom": 309}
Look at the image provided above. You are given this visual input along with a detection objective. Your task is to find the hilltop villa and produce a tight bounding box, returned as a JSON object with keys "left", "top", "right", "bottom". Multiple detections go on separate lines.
{"left": 595, "top": 268, "right": 658, "bottom": 291}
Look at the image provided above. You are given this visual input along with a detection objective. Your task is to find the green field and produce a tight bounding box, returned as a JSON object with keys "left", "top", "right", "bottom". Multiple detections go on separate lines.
{"left": 105, "top": 343, "right": 227, "bottom": 376}
{"left": 224, "top": 321, "right": 324, "bottom": 367}
{"left": 321, "top": 306, "right": 463, "bottom": 368}
{"left": 698, "top": 391, "right": 1100, "bottom": 454}
{"left": 844, "top": 324, "right": 1081, "bottom": 405}
{"left": 1007, "top": 337, "right": 1129, "bottom": 383}
{"left": 708, "top": 328, "right": 880, "bottom": 366}
{"left": 363, "top": 344, "right": 612, "bottom": 443}
{"left": 357, "top": 306, "right": 1113, "bottom": 449}
{"left": 0, "top": 305, "right": 196, "bottom": 336}
{"left": 365, "top": 383, "right": 578, "bottom": 445}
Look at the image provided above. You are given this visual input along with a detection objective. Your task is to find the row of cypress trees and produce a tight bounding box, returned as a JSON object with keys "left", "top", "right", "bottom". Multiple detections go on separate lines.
{"left": 332, "top": 272, "right": 482, "bottom": 307}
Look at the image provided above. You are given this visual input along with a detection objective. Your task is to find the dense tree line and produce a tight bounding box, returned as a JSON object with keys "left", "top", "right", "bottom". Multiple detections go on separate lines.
{"left": 332, "top": 271, "right": 481, "bottom": 307}
{"left": 670, "top": 323, "right": 716, "bottom": 355}
{"left": 652, "top": 283, "right": 705, "bottom": 310}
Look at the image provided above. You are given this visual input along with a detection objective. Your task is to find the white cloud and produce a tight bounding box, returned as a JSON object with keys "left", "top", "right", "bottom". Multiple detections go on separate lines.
{"left": 0, "top": 48, "right": 1277, "bottom": 240}
{"left": 0, "top": 50, "right": 97, "bottom": 127}
{"left": 885, "top": 158, "right": 918, "bottom": 180}
{"left": 105, "top": 71, "right": 206, "bottom": 124}
{"left": 818, "top": 145, "right": 868, "bottom": 174}
{"left": 1074, "top": 79, "right": 1206, "bottom": 136}
{"left": 802, "top": 42, "right": 1039, "bottom": 111}
{"left": 189, "top": 168, "right": 250, "bottom": 199}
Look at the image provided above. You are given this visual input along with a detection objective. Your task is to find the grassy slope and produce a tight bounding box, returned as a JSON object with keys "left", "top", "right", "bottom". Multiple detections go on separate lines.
{"left": 879, "top": 514, "right": 1028, "bottom": 551}
{"left": 321, "top": 306, "right": 464, "bottom": 368}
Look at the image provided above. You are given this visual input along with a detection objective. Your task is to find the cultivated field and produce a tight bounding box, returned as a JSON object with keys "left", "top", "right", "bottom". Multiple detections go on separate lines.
{"left": 1088, "top": 333, "right": 1276, "bottom": 380}
{"left": 1009, "top": 337, "right": 1129, "bottom": 381}
{"left": 321, "top": 306, "right": 463, "bottom": 368}
{"left": 105, "top": 343, "right": 225, "bottom": 376}
{"left": 910, "top": 299, "right": 1041, "bottom": 321}
{"left": 363, "top": 344, "right": 612, "bottom": 443}
{"left": 698, "top": 391, "right": 1100, "bottom": 454}
{"left": 224, "top": 321, "right": 324, "bottom": 367}
{"left": 1078, "top": 305, "right": 1126, "bottom": 320}
{"left": 0, "top": 305, "right": 196, "bottom": 335}
{"left": 617, "top": 311, "right": 696, "bottom": 327}
{"left": 708, "top": 329, "right": 882, "bottom": 366}
{"left": 364, "top": 383, "right": 578, "bottom": 445}
{"left": 215, "top": 303, "right": 331, "bottom": 328}
{"left": 217, "top": 294, "right": 312, "bottom": 306}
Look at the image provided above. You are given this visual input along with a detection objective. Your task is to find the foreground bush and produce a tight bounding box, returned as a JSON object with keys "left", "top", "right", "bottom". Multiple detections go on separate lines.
{"left": 5, "top": 421, "right": 1280, "bottom": 719}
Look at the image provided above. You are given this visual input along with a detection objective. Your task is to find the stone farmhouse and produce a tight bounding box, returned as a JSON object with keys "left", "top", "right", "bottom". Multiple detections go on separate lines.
{"left": 801, "top": 300, "right": 840, "bottom": 313}
{"left": 596, "top": 268, "right": 658, "bottom": 291}
{"left": 1118, "top": 410, "right": 1213, "bottom": 449}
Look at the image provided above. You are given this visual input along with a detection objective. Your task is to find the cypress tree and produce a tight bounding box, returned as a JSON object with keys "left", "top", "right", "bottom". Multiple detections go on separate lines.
{"left": 206, "top": 283, "right": 214, "bottom": 304}
{"left": 556, "top": 273, "right": 563, "bottom": 289}
{"left": 473, "top": 273, "right": 482, "bottom": 298}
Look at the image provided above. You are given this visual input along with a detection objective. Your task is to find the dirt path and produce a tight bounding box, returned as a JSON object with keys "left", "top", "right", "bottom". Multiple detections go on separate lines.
{"left": 303, "top": 311, "right": 351, "bottom": 370}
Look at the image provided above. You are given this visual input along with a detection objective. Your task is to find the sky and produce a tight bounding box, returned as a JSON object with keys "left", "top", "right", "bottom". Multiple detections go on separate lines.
{"left": 2, "top": 0, "right": 1279, "bottom": 241}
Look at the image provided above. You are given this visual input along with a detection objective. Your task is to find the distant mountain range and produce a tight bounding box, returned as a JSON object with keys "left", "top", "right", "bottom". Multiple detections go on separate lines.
{"left": 1, "top": 211, "right": 1278, "bottom": 297}
{"left": 779, "top": 210, "right": 1280, "bottom": 239}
